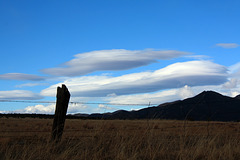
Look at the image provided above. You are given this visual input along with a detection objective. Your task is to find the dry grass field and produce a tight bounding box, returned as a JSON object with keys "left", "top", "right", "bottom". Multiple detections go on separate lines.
{"left": 1, "top": 117, "right": 240, "bottom": 160}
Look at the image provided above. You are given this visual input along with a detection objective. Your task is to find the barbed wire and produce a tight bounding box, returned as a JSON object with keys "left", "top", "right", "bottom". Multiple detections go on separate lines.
{"left": 0, "top": 99, "right": 157, "bottom": 106}
{"left": 1, "top": 95, "right": 239, "bottom": 109}
{"left": 1, "top": 98, "right": 240, "bottom": 106}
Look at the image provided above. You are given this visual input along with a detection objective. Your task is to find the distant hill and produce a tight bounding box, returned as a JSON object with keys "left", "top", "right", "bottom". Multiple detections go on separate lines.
{"left": 83, "top": 91, "right": 240, "bottom": 121}
{"left": 235, "top": 94, "right": 240, "bottom": 100}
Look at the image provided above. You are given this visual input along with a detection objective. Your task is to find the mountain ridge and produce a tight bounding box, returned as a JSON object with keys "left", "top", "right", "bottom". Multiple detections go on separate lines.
{"left": 76, "top": 91, "right": 240, "bottom": 121}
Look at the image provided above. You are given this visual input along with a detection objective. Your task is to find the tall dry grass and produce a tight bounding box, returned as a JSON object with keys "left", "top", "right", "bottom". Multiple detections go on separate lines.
{"left": 0, "top": 118, "right": 240, "bottom": 160}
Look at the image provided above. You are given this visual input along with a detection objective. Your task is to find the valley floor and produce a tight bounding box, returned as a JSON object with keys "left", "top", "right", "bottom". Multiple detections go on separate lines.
{"left": 1, "top": 118, "right": 240, "bottom": 159}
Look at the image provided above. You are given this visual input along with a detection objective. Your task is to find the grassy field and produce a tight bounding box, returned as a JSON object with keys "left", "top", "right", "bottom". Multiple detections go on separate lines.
{"left": 0, "top": 118, "right": 240, "bottom": 160}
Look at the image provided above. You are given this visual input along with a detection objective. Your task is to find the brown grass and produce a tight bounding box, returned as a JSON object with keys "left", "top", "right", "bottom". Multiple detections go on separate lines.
{"left": 1, "top": 118, "right": 240, "bottom": 159}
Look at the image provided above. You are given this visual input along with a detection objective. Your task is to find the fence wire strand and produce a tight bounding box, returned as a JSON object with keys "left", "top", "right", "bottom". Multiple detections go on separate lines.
{"left": 0, "top": 99, "right": 157, "bottom": 106}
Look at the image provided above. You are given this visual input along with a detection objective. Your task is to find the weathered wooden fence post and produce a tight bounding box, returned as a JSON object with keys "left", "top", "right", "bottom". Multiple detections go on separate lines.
{"left": 51, "top": 84, "right": 70, "bottom": 142}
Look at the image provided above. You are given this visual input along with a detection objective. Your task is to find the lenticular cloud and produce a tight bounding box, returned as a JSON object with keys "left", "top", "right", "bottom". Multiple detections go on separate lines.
{"left": 41, "top": 61, "right": 228, "bottom": 97}
{"left": 42, "top": 49, "right": 191, "bottom": 76}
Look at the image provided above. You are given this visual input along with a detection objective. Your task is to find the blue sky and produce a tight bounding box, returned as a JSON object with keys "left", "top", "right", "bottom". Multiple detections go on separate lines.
{"left": 0, "top": 0, "right": 240, "bottom": 114}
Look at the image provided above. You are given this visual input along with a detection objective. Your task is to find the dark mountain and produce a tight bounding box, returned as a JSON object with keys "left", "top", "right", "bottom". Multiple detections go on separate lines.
{"left": 235, "top": 94, "right": 240, "bottom": 100}
{"left": 78, "top": 91, "right": 240, "bottom": 121}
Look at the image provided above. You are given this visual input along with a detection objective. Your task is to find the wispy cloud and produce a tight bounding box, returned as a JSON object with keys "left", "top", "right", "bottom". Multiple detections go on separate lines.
{"left": 216, "top": 43, "right": 239, "bottom": 48}
{"left": 15, "top": 83, "right": 49, "bottom": 88}
{"left": 41, "top": 61, "right": 228, "bottom": 97}
{"left": 184, "top": 55, "right": 210, "bottom": 60}
{"left": 42, "top": 49, "right": 191, "bottom": 76}
{"left": 0, "top": 90, "right": 43, "bottom": 100}
{"left": 0, "top": 73, "right": 45, "bottom": 81}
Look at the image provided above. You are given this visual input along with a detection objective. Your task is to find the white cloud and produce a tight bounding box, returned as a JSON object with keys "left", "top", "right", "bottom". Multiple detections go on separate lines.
{"left": 186, "top": 84, "right": 240, "bottom": 98}
{"left": 41, "top": 60, "right": 228, "bottom": 97}
{"left": 178, "top": 85, "right": 194, "bottom": 99}
{"left": 98, "top": 104, "right": 116, "bottom": 110}
{"left": 221, "top": 62, "right": 240, "bottom": 96}
{"left": 229, "top": 62, "right": 240, "bottom": 77}
{"left": 104, "top": 89, "right": 180, "bottom": 106}
{"left": 105, "top": 85, "right": 195, "bottom": 107}
{"left": 230, "top": 91, "right": 240, "bottom": 97}
{"left": 0, "top": 90, "right": 43, "bottom": 100}
{"left": 67, "top": 103, "right": 88, "bottom": 114}
{"left": 42, "top": 49, "right": 191, "bottom": 76}
{"left": 14, "top": 103, "right": 88, "bottom": 114}
{"left": 105, "top": 83, "right": 240, "bottom": 110}
{"left": 216, "top": 43, "right": 239, "bottom": 48}
{"left": 0, "top": 73, "right": 45, "bottom": 81}
{"left": 3, "top": 82, "right": 240, "bottom": 114}
{"left": 106, "top": 93, "right": 117, "bottom": 97}
{"left": 17, "top": 104, "right": 55, "bottom": 114}
{"left": 222, "top": 78, "right": 239, "bottom": 89}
